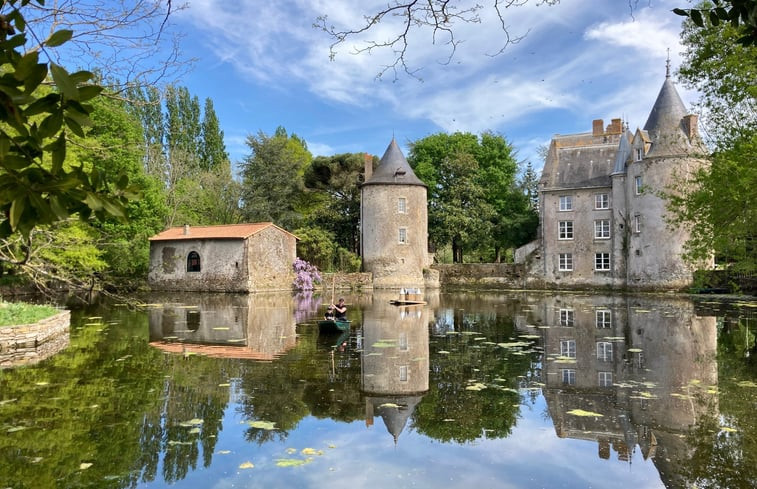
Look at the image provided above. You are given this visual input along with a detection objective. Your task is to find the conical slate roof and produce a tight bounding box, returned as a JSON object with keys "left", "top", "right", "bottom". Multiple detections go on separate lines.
{"left": 362, "top": 138, "right": 426, "bottom": 187}
{"left": 643, "top": 75, "right": 690, "bottom": 157}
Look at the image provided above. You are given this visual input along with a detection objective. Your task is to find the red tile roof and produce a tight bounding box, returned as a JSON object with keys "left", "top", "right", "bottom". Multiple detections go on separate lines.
{"left": 149, "top": 222, "right": 297, "bottom": 241}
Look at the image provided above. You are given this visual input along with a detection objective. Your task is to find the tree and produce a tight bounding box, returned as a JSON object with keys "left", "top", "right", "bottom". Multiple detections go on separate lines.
{"left": 240, "top": 127, "right": 312, "bottom": 230}
{"left": 303, "top": 152, "right": 368, "bottom": 254}
{"left": 200, "top": 98, "right": 228, "bottom": 171}
{"left": 409, "top": 131, "right": 530, "bottom": 262}
{"left": 668, "top": 8, "right": 757, "bottom": 272}
{"left": 0, "top": 0, "right": 134, "bottom": 252}
{"left": 673, "top": 0, "right": 757, "bottom": 46}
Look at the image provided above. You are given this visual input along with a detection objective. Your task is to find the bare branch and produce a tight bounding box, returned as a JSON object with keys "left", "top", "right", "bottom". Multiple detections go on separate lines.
{"left": 317, "top": 0, "right": 561, "bottom": 79}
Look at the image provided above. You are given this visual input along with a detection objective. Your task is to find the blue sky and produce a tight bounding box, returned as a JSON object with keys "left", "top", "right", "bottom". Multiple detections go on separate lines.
{"left": 167, "top": 0, "right": 695, "bottom": 172}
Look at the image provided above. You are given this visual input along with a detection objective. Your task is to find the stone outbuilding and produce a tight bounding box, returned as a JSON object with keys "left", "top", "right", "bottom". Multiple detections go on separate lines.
{"left": 360, "top": 139, "right": 437, "bottom": 289}
{"left": 148, "top": 222, "right": 297, "bottom": 293}
{"left": 519, "top": 69, "right": 711, "bottom": 290}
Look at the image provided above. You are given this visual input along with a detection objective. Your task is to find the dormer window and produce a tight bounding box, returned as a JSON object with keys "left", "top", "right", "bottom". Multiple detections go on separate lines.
{"left": 635, "top": 148, "right": 643, "bottom": 161}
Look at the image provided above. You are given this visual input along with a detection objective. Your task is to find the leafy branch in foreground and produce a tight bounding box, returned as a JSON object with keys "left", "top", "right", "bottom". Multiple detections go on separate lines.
{"left": 0, "top": 0, "right": 136, "bottom": 248}
{"left": 673, "top": 0, "right": 757, "bottom": 46}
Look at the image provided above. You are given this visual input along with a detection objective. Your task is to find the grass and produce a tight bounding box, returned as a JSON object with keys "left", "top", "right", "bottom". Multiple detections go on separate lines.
{"left": 0, "top": 301, "right": 59, "bottom": 327}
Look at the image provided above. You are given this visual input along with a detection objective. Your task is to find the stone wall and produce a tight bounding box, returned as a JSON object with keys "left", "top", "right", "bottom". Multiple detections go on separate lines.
{"left": 0, "top": 310, "right": 70, "bottom": 368}
{"left": 432, "top": 264, "right": 526, "bottom": 288}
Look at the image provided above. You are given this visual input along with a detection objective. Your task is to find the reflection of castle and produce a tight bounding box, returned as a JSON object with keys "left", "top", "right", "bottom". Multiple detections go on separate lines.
{"left": 147, "top": 292, "right": 297, "bottom": 360}
{"left": 361, "top": 291, "right": 430, "bottom": 443}
{"left": 516, "top": 294, "right": 717, "bottom": 485}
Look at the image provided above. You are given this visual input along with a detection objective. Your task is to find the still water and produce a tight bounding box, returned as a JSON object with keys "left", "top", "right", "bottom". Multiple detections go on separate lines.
{"left": 1, "top": 290, "right": 755, "bottom": 489}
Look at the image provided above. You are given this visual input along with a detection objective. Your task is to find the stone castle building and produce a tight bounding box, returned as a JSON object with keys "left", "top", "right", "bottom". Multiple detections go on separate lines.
{"left": 522, "top": 70, "right": 711, "bottom": 289}
{"left": 361, "top": 139, "right": 438, "bottom": 289}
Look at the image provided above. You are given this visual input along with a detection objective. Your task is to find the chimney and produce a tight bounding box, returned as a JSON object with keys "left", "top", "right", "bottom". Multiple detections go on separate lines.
{"left": 592, "top": 119, "right": 604, "bottom": 136}
{"left": 364, "top": 153, "right": 373, "bottom": 181}
{"left": 607, "top": 118, "right": 622, "bottom": 135}
{"left": 683, "top": 114, "right": 699, "bottom": 140}
{"left": 183, "top": 224, "right": 190, "bottom": 236}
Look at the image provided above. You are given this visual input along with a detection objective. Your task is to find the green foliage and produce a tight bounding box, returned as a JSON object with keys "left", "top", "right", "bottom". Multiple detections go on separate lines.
{"left": 240, "top": 127, "right": 312, "bottom": 230}
{"left": 304, "top": 152, "right": 368, "bottom": 253}
{"left": 408, "top": 131, "right": 534, "bottom": 262}
{"left": 673, "top": 0, "right": 757, "bottom": 46}
{"left": 0, "top": 301, "right": 57, "bottom": 326}
{"left": 0, "top": 0, "right": 133, "bottom": 240}
{"left": 294, "top": 226, "right": 337, "bottom": 271}
{"left": 670, "top": 6, "right": 757, "bottom": 272}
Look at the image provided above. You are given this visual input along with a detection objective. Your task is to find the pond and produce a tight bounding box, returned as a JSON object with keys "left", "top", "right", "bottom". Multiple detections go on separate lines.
{"left": 1, "top": 289, "right": 755, "bottom": 489}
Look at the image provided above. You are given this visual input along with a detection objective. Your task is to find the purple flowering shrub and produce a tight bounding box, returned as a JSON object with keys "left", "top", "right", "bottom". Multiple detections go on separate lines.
{"left": 293, "top": 257, "right": 322, "bottom": 291}
{"left": 293, "top": 290, "right": 324, "bottom": 323}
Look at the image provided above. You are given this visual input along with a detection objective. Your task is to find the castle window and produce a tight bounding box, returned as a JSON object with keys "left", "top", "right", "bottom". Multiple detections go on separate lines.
{"left": 560, "top": 339, "right": 576, "bottom": 358}
{"left": 594, "top": 219, "right": 611, "bottom": 239}
{"left": 559, "top": 309, "right": 575, "bottom": 327}
{"left": 187, "top": 251, "right": 201, "bottom": 272}
{"left": 596, "top": 310, "right": 612, "bottom": 328}
{"left": 559, "top": 195, "right": 573, "bottom": 211}
{"left": 398, "top": 227, "right": 407, "bottom": 244}
{"left": 598, "top": 371, "right": 613, "bottom": 387}
{"left": 399, "top": 365, "right": 408, "bottom": 382}
{"left": 558, "top": 221, "right": 573, "bottom": 240}
{"left": 558, "top": 253, "right": 573, "bottom": 271}
{"left": 635, "top": 176, "right": 643, "bottom": 195}
{"left": 398, "top": 197, "right": 407, "bottom": 214}
{"left": 633, "top": 214, "right": 641, "bottom": 233}
{"left": 635, "top": 148, "right": 643, "bottom": 161}
{"left": 595, "top": 193, "right": 610, "bottom": 209}
{"left": 597, "top": 341, "right": 613, "bottom": 361}
{"left": 595, "top": 253, "right": 611, "bottom": 271}
{"left": 561, "top": 369, "right": 576, "bottom": 385}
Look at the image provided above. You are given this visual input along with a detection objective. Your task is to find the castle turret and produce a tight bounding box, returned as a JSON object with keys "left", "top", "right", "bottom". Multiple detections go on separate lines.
{"left": 361, "top": 139, "right": 430, "bottom": 289}
{"left": 625, "top": 71, "right": 711, "bottom": 288}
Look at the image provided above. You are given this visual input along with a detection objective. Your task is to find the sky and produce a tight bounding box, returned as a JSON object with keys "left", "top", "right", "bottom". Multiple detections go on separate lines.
{"left": 164, "top": 0, "right": 696, "bottom": 173}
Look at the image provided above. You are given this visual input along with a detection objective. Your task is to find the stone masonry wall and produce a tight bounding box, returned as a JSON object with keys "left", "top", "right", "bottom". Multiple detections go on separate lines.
{"left": 0, "top": 310, "right": 71, "bottom": 368}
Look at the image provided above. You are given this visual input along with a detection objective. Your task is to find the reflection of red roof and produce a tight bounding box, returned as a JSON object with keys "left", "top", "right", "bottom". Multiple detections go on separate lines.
{"left": 149, "top": 341, "right": 290, "bottom": 361}
{"left": 149, "top": 222, "right": 298, "bottom": 241}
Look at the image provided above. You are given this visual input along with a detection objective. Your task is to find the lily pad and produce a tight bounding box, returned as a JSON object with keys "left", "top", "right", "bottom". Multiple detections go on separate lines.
{"left": 80, "top": 463, "right": 93, "bottom": 470}
{"left": 249, "top": 420, "right": 276, "bottom": 430}
{"left": 567, "top": 409, "right": 603, "bottom": 417}
{"left": 276, "top": 458, "right": 311, "bottom": 467}
{"left": 301, "top": 448, "right": 322, "bottom": 456}
{"left": 239, "top": 461, "right": 255, "bottom": 469}
{"left": 179, "top": 418, "right": 204, "bottom": 427}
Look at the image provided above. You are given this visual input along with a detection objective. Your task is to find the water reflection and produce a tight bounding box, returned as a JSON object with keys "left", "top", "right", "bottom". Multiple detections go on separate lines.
{"left": 0, "top": 291, "right": 754, "bottom": 489}
{"left": 361, "top": 291, "right": 430, "bottom": 442}
{"left": 516, "top": 293, "right": 719, "bottom": 487}
{"left": 147, "top": 292, "right": 297, "bottom": 360}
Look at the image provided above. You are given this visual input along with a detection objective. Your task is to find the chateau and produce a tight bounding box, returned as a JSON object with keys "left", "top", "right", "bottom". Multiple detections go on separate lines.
{"left": 520, "top": 70, "right": 711, "bottom": 289}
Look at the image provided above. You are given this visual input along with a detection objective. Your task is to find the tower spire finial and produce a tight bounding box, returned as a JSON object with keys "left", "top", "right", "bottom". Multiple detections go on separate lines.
{"left": 665, "top": 48, "right": 671, "bottom": 78}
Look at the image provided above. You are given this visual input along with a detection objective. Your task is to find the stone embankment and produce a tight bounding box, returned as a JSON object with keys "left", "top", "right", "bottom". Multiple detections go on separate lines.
{"left": 0, "top": 310, "right": 70, "bottom": 368}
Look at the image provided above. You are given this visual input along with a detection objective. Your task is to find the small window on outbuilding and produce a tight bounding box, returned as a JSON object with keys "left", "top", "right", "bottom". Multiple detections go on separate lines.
{"left": 187, "top": 251, "right": 201, "bottom": 272}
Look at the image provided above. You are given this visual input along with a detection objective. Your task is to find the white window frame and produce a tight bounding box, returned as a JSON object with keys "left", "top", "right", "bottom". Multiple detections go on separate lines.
{"left": 594, "top": 219, "right": 611, "bottom": 239}
{"left": 399, "top": 365, "right": 408, "bottom": 382}
{"left": 635, "top": 176, "right": 643, "bottom": 195}
{"left": 598, "top": 371, "right": 613, "bottom": 387}
{"left": 595, "top": 253, "right": 611, "bottom": 271}
{"left": 633, "top": 214, "right": 641, "bottom": 234}
{"left": 398, "top": 227, "right": 407, "bottom": 244}
{"left": 559, "top": 195, "right": 573, "bottom": 211}
{"left": 559, "top": 309, "right": 575, "bottom": 327}
{"left": 558, "top": 220, "right": 573, "bottom": 240}
{"left": 561, "top": 369, "right": 576, "bottom": 385}
{"left": 597, "top": 341, "right": 613, "bottom": 362}
{"left": 398, "top": 197, "right": 407, "bottom": 214}
{"left": 596, "top": 310, "right": 612, "bottom": 328}
{"left": 558, "top": 253, "right": 573, "bottom": 271}
{"left": 594, "top": 193, "right": 610, "bottom": 209}
{"left": 560, "top": 339, "right": 576, "bottom": 358}
{"left": 635, "top": 148, "right": 643, "bottom": 161}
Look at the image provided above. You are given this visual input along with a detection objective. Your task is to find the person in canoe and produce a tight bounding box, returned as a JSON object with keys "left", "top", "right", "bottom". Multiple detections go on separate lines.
{"left": 332, "top": 298, "right": 347, "bottom": 320}
{"left": 324, "top": 305, "right": 335, "bottom": 321}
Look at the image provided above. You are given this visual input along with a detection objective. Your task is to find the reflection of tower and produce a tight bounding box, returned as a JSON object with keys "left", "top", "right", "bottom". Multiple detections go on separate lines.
{"left": 519, "top": 294, "right": 717, "bottom": 484}
{"left": 361, "top": 290, "right": 430, "bottom": 443}
{"left": 147, "top": 292, "right": 297, "bottom": 360}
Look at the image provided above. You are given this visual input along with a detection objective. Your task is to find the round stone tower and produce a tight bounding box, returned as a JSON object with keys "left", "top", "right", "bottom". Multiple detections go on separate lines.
{"left": 624, "top": 70, "right": 711, "bottom": 288}
{"left": 361, "top": 139, "right": 430, "bottom": 289}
